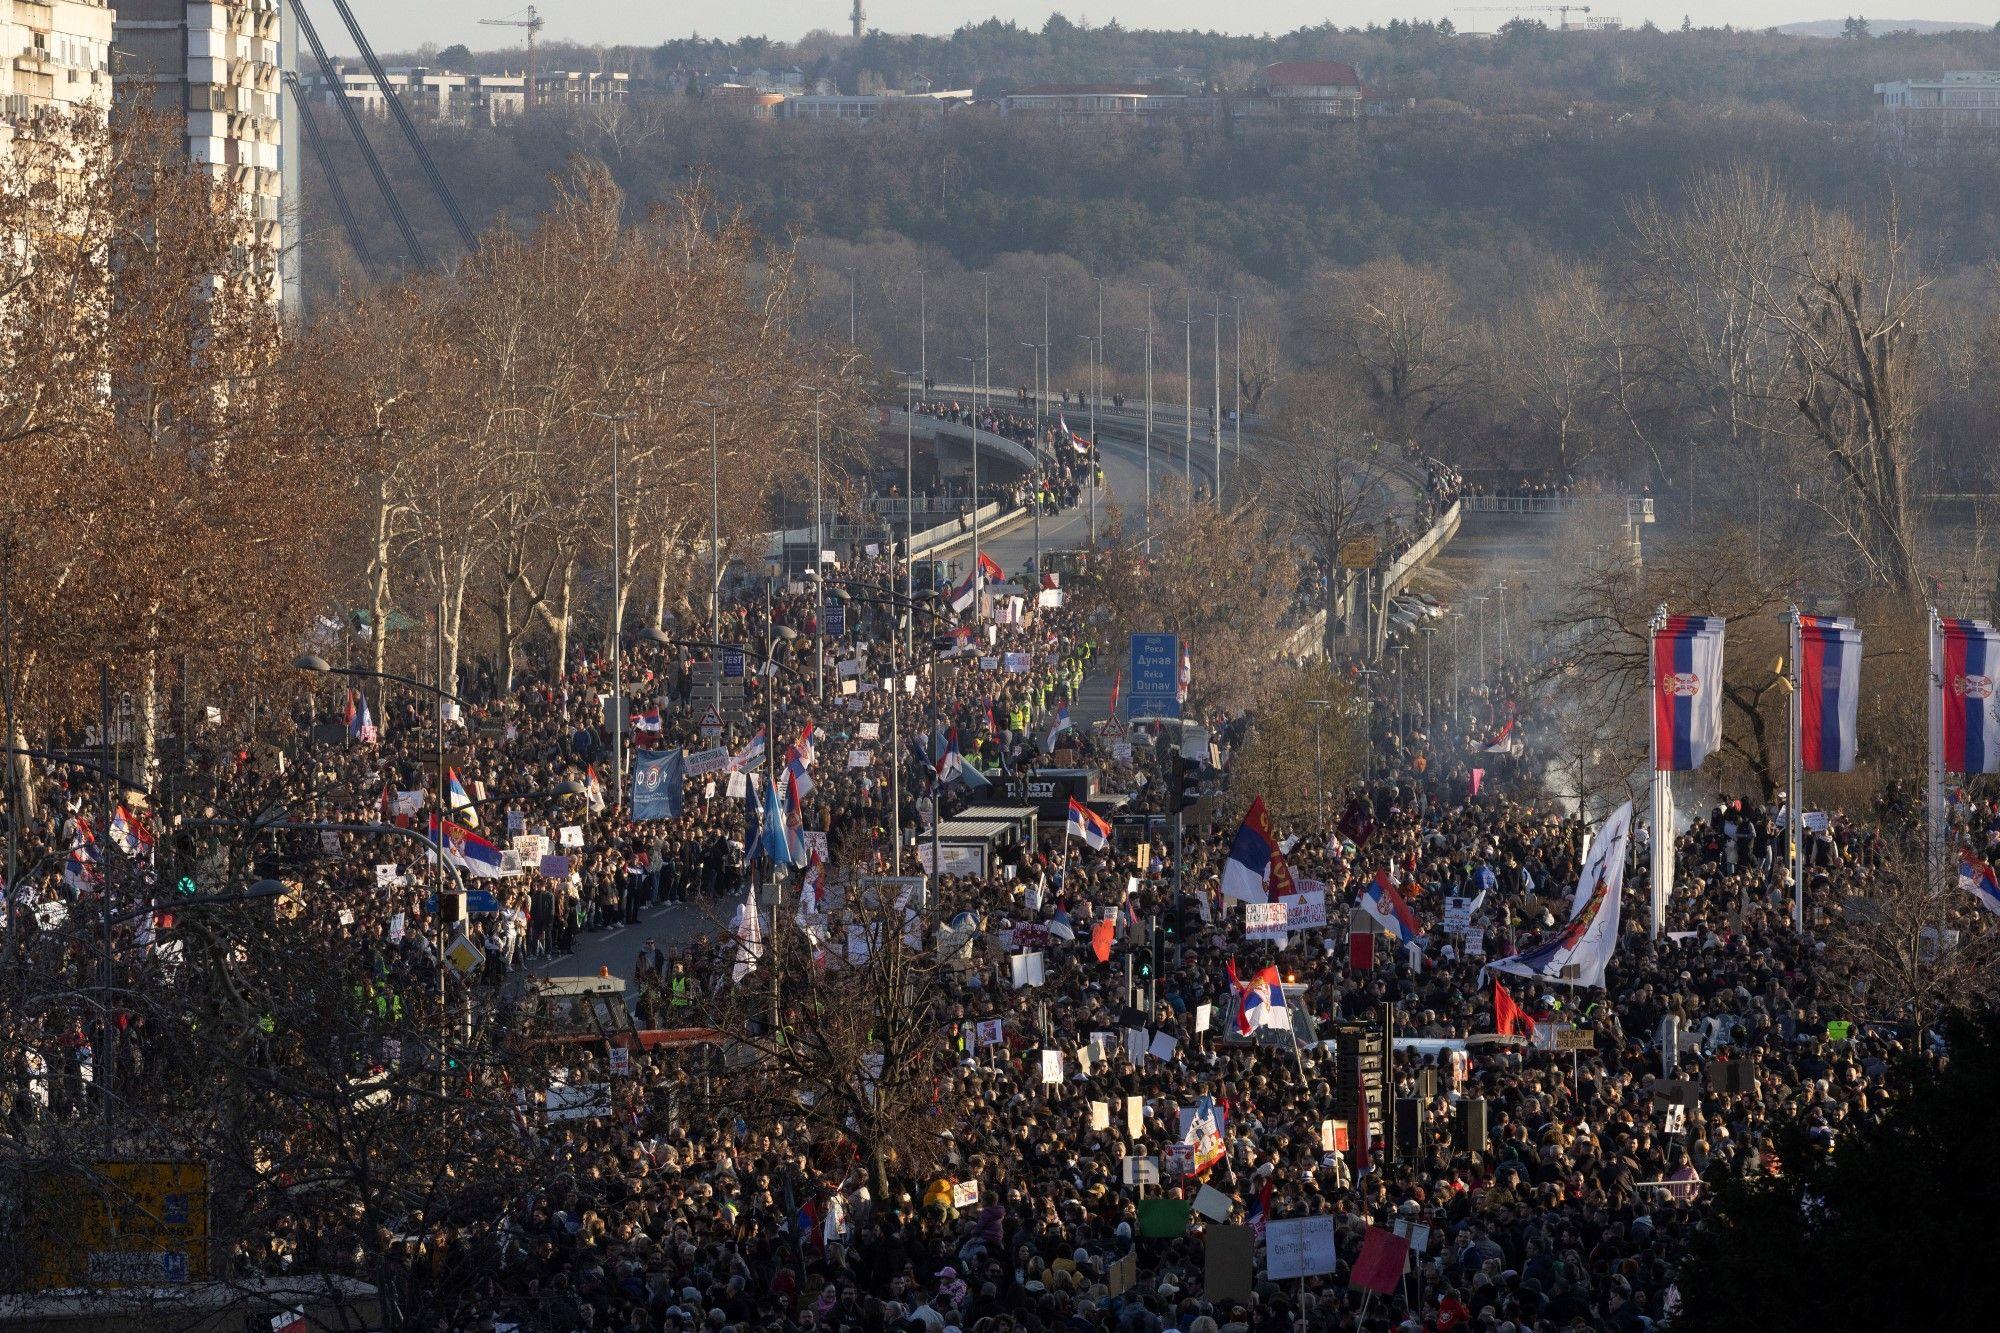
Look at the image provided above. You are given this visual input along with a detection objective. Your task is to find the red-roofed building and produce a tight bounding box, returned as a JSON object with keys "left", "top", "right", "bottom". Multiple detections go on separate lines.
{"left": 1254, "top": 60, "right": 1367, "bottom": 118}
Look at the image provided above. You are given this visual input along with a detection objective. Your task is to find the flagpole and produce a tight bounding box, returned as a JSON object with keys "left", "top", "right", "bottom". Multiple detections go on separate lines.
{"left": 1648, "top": 604, "right": 1670, "bottom": 939}
{"left": 1787, "top": 605, "right": 1804, "bottom": 936}
{"left": 1928, "top": 604, "right": 1944, "bottom": 885}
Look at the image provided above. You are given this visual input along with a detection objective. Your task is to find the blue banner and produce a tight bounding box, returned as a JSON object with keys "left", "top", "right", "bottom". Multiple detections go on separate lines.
{"left": 631, "top": 749, "right": 685, "bottom": 821}
{"left": 824, "top": 600, "right": 846, "bottom": 639}
{"left": 1128, "top": 633, "right": 1181, "bottom": 720}
{"left": 722, "top": 648, "right": 746, "bottom": 680}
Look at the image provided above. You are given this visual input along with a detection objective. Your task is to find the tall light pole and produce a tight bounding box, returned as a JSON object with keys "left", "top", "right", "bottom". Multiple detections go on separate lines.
{"left": 1078, "top": 333, "right": 1100, "bottom": 545}
{"left": 794, "top": 385, "right": 828, "bottom": 700}
{"left": 959, "top": 354, "right": 985, "bottom": 590}
{"left": 1093, "top": 275, "right": 1103, "bottom": 544}
{"left": 848, "top": 268, "right": 857, "bottom": 346}
{"left": 1180, "top": 294, "right": 1194, "bottom": 493}
{"left": 1232, "top": 294, "right": 1243, "bottom": 461}
{"left": 1042, "top": 273, "right": 1051, "bottom": 420}
{"left": 898, "top": 368, "right": 920, "bottom": 658}
{"left": 589, "top": 410, "right": 636, "bottom": 803}
{"left": 1142, "top": 286, "right": 1154, "bottom": 545}
{"left": 1211, "top": 294, "right": 1223, "bottom": 507}
{"left": 1021, "top": 340, "right": 1045, "bottom": 574}
{"left": 696, "top": 399, "right": 726, "bottom": 714}
{"left": 918, "top": 269, "right": 927, "bottom": 392}
{"left": 1128, "top": 319, "right": 1152, "bottom": 550}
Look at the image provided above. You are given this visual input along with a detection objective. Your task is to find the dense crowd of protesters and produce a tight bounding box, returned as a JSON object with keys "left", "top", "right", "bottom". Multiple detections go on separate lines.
{"left": 5, "top": 511, "right": 1991, "bottom": 1333}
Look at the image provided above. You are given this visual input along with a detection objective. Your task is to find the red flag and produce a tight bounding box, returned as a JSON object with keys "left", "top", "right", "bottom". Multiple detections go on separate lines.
{"left": 1494, "top": 978, "right": 1536, "bottom": 1040}
{"left": 1091, "top": 918, "right": 1115, "bottom": 964}
{"left": 1108, "top": 670, "right": 1122, "bottom": 721}
{"left": 1348, "top": 930, "right": 1375, "bottom": 971}
{"left": 1350, "top": 1226, "right": 1410, "bottom": 1295}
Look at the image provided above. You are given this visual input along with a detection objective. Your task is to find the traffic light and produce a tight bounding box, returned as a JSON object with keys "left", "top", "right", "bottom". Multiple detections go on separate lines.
{"left": 1171, "top": 755, "right": 1202, "bottom": 813}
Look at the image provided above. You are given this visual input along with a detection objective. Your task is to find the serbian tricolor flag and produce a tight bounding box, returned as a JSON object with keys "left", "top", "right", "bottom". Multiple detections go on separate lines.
{"left": 1937, "top": 618, "right": 2000, "bottom": 775}
{"left": 1481, "top": 719, "right": 1516, "bottom": 754}
{"left": 1960, "top": 850, "right": 2000, "bottom": 916}
{"left": 1247, "top": 1180, "right": 1271, "bottom": 1241}
{"left": 1107, "top": 670, "right": 1122, "bottom": 723}
{"left": 1493, "top": 977, "right": 1536, "bottom": 1039}
{"left": 447, "top": 768, "right": 479, "bottom": 827}
{"left": 1066, "top": 797, "right": 1111, "bottom": 850}
{"left": 1220, "top": 797, "right": 1278, "bottom": 904}
{"left": 1797, "top": 614, "right": 1861, "bottom": 773}
{"left": 1228, "top": 960, "right": 1289, "bottom": 1035}
{"left": 1360, "top": 870, "right": 1423, "bottom": 951}
{"left": 427, "top": 814, "right": 507, "bottom": 878}
{"left": 1653, "top": 615, "right": 1726, "bottom": 771}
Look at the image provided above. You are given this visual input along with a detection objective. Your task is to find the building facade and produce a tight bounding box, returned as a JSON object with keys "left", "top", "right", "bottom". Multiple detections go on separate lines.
{"left": 0, "top": 0, "right": 114, "bottom": 161}
{"left": 1875, "top": 70, "right": 2000, "bottom": 129}
{"left": 113, "top": 0, "right": 286, "bottom": 301}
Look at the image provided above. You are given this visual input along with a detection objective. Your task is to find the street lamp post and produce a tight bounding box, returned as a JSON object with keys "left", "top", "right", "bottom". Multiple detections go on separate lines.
{"left": 1078, "top": 334, "right": 1100, "bottom": 545}
{"left": 959, "top": 354, "right": 985, "bottom": 590}
{"left": 1179, "top": 295, "right": 1195, "bottom": 494}
{"left": 696, "top": 399, "right": 726, "bottom": 715}
{"left": 1212, "top": 294, "right": 1223, "bottom": 507}
{"left": 1020, "top": 341, "right": 1044, "bottom": 574}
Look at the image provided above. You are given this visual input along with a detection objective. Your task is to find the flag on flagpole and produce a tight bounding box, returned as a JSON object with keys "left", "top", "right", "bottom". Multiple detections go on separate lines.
{"left": 1653, "top": 616, "right": 1726, "bottom": 770}
{"left": 1220, "top": 798, "right": 1278, "bottom": 904}
{"left": 584, "top": 765, "right": 606, "bottom": 814}
{"left": 1107, "top": 670, "right": 1122, "bottom": 722}
{"left": 1480, "top": 719, "right": 1517, "bottom": 754}
{"left": 1960, "top": 850, "right": 2000, "bottom": 916}
{"left": 1359, "top": 870, "right": 1423, "bottom": 952}
{"left": 1228, "top": 960, "right": 1289, "bottom": 1035}
{"left": 447, "top": 768, "right": 479, "bottom": 827}
{"left": 1066, "top": 797, "right": 1111, "bottom": 850}
{"left": 1937, "top": 618, "right": 2000, "bottom": 775}
{"left": 1486, "top": 801, "right": 1634, "bottom": 988}
{"left": 1797, "top": 614, "right": 1862, "bottom": 773}
{"left": 1042, "top": 702, "right": 1072, "bottom": 754}
{"left": 426, "top": 814, "right": 508, "bottom": 878}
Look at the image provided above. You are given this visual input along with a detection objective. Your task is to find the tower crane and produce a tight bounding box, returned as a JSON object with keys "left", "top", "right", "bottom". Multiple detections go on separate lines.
{"left": 480, "top": 6, "right": 545, "bottom": 108}
{"left": 1455, "top": 5, "right": 1594, "bottom": 30}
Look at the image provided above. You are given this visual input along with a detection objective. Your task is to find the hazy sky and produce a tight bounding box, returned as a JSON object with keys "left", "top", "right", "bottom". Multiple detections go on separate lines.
{"left": 332, "top": 2, "right": 1996, "bottom": 54}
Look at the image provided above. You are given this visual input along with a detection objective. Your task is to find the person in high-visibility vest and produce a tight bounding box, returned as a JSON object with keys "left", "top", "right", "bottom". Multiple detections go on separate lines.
{"left": 669, "top": 963, "right": 692, "bottom": 1009}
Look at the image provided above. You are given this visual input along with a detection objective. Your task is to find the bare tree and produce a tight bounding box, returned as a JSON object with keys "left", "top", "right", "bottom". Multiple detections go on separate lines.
{"left": 1298, "top": 257, "right": 1475, "bottom": 446}
{"left": 1825, "top": 843, "right": 1997, "bottom": 1036}
{"left": 1503, "top": 262, "right": 1617, "bottom": 478}
{"left": 1776, "top": 204, "right": 1928, "bottom": 596}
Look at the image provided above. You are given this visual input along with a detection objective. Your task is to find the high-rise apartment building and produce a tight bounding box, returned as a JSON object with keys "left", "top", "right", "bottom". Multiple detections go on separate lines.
{"left": 114, "top": 0, "right": 289, "bottom": 302}
{"left": 0, "top": 0, "right": 114, "bottom": 162}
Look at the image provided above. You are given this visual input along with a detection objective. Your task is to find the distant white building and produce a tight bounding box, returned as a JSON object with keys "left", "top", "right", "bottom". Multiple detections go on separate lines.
{"left": 0, "top": 0, "right": 113, "bottom": 163}
{"left": 779, "top": 88, "right": 971, "bottom": 122}
{"left": 1875, "top": 69, "right": 2000, "bottom": 129}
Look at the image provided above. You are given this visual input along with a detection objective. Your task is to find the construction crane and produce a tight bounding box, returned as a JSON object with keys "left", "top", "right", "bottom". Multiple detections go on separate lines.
{"left": 480, "top": 5, "right": 545, "bottom": 108}
{"left": 1455, "top": 4, "right": 1594, "bottom": 30}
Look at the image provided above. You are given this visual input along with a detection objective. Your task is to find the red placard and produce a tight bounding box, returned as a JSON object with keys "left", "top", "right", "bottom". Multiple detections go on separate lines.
{"left": 1351, "top": 1226, "right": 1411, "bottom": 1295}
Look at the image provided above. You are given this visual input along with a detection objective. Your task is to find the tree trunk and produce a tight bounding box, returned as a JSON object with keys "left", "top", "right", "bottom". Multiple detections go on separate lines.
{"left": 369, "top": 476, "right": 393, "bottom": 720}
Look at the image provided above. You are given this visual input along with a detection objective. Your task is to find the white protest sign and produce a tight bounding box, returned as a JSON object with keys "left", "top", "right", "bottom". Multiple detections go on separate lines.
{"left": 1245, "top": 901, "right": 1289, "bottom": 941}
{"left": 685, "top": 746, "right": 732, "bottom": 778}
{"left": 1125, "top": 1028, "right": 1148, "bottom": 1064}
{"left": 1126, "top": 1095, "right": 1145, "bottom": 1138}
{"left": 1040, "top": 1049, "right": 1064, "bottom": 1085}
{"left": 1121, "top": 1156, "right": 1160, "bottom": 1187}
{"left": 607, "top": 1045, "right": 630, "bottom": 1077}
{"left": 375, "top": 863, "right": 399, "bottom": 889}
{"left": 1195, "top": 1003, "right": 1213, "bottom": 1033}
{"left": 1091, "top": 1100, "right": 1111, "bottom": 1131}
{"left": 387, "top": 912, "right": 405, "bottom": 944}
{"left": 1266, "top": 1215, "right": 1341, "bottom": 1280}
{"left": 559, "top": 825, "right": 584, "bottom": 849}
{"left": 951, "top": 1179, "right": 979, "bottom": 1209}
{"left": 1287, "top": 888, "right": 1328, "bottom": 931}
{"left": 975, "top": 1018, "right": 1005, "bottom": 1046}
{"left": 544, "top": 1081, "right": 611, "bottom": 1121}
{"left": 1147, "top": 1031, "right": 1179, "bottom": 1062}
{"left": 1443, "top": 897, "right": 1476, "bottom": 935}
{"left": 858, "top": 721, "right": 880, "bottom": 740}
{"left": 1010, "top": 952, "right": 1046, "bottom": 988}
{"left": 727, "top": 771, "right": 747, "bottom": 799}
{"left": 847, "top": 749, "right": 873, "bottom": 769}
{"left": 1192, "top": 1184, "right": 1233, "bottom": 1222}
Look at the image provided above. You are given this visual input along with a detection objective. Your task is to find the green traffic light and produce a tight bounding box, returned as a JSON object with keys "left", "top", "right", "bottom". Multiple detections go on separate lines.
{"left": 176, "top": 876, "right": 197, "bottom": 896}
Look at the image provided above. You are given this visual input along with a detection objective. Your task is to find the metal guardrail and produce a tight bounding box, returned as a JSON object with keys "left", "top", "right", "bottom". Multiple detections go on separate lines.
{"left": 1462, "top": 494, "right": 1653, "bottom": 519}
